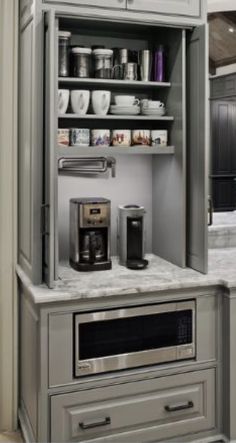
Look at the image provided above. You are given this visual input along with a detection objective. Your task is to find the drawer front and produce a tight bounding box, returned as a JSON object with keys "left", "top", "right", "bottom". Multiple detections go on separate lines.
{"left": 51, "top": 369, "right": 215, "bottom": 442}
{"left": 42, "top": 0, "right": 126, "bottom": 9}
{"left": 127, "top": 0, "right": 200, "bottom": 18}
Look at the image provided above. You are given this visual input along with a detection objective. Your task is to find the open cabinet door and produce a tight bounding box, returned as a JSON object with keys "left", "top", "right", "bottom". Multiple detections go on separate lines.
{"left": 186, "top": 25, "right": 208, "bottom": 273}
{"left": 43, "top": 10, "right": 57, "bottom": 288}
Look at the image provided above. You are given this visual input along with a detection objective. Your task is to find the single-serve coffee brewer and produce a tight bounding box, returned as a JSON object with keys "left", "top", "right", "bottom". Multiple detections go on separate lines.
{"left": 70, "top": 198, "right": 111, "bottom": 271}
{"left": 118, "top": 205, "right": 149, "bottom": 270}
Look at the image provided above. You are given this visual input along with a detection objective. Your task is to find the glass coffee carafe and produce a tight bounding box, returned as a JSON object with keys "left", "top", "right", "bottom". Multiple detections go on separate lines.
{"left": 80, "top": 230, "right": 106, "bottom": 264}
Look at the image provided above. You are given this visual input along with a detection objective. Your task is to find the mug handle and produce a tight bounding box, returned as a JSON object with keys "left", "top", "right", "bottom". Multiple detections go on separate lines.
{"left": 58, "top": 91, "right": 63, "bottom": 110}
{"left": 102, "top": 93, "right": 109, "bottom": 111}
{"left": 159, "top": 102, "right": 165, "bottom": 108}
{"left": 79, "top": 93, "right": 85, "bottom": 110}
{"left": 133, "top": 98, "right": 140, "bottom": 106}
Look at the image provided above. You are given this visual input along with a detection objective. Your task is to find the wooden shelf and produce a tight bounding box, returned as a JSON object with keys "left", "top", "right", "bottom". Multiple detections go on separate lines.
{"left": 58, "top": 77, "right": 171, "bottom": 88}
{"left": 57, "top": 145, "right": 175, "bottom": 156}
{"left": 59, "top": 114, "right": 174, "bottom": 121}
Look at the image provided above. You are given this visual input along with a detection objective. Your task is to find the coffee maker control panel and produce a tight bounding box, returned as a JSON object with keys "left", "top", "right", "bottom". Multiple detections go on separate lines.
{"left": 81, "top": 203, "right": 110, "bottom": 228}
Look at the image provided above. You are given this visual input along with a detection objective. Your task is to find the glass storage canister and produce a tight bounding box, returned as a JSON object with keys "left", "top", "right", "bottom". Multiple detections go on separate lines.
{"left": 72, "top": 47, "right": 92, "bottom": 78}
{"left": 58, "top": 31, "right": 71, "bottom": 77}
{"left": 93, "top": 49, "right": 113, "bottom": 79}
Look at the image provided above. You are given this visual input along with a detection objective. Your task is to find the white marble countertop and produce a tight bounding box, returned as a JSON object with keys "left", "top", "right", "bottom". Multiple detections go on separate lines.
{"left": 16, "top": 247, "right": 236, "bottom": 304}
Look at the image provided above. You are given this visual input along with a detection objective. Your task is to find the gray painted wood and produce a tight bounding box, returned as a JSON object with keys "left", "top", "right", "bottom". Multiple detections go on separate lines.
{"left": 222, "top": 290, "right": 236, "bottom": 441}
{"left": 42, "top": 0, "right": 126, "bottom": 9}
{"left": 20, "top": 292, "right": 39, "bottom": 441}
{"left": 19, "top": 19, "right": 43, "bottom": 284}
{"left": 49, "top": 292, "right": 217, "bottom": 388}
{"left": 127, "top": 0, "right": 200, "bottom": 18}
{"left": 51, "top": 369, "right": 215, "bottom": 442}
{"left": 20, "top": 0, "right": 33, "bottom": 26}
{"left": 186, "top": 25, "right": 208, "bottom": 274}
{"left": 44, "top": 10, "right": 58, "bottom": 288}
{"left": 152, "top": 30, "right": 186, "bottom": 268}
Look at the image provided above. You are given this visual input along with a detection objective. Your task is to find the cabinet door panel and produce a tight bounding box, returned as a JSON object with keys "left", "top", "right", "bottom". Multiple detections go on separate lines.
{"left": 186, "top": 25, "right": 208, "bottom": 273}
{"left": 212, "top": 178, "right": 236, "bottom": 211}
{"left": 42, "top": 0, "right": 126, "bottom": 9}
{"left": 127, "top": 0, "right": 200, "bottom": 17}
{"left": 211, "top": 102, "right": 232, "bottom": 175}
{"left": 19, "top": 21, "right": 43, "bottom": 283}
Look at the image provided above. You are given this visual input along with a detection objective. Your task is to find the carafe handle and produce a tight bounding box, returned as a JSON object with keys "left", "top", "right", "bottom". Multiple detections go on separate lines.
{"left": 89, "top": 232, "right": 96, "bottom": 264}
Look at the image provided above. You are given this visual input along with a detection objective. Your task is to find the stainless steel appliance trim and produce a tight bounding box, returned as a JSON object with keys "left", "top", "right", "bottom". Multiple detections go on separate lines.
{"left": 74, "top": 301, "right": 195, "bottom": 377}
{"left": 76, "top": 300, "right": 195, "bottom": 323}
{"left": 75, "top": 345, "right": 195, "bottom": 376}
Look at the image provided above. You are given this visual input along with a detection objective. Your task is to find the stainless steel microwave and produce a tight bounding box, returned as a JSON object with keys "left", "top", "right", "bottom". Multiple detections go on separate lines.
{"left": 74, "top": 300, "right": 195, "bottom": 377}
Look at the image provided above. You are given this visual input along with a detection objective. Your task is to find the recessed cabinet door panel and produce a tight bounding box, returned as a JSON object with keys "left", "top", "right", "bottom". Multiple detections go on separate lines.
{"left": 42, "top": 0, "right": 126, "bottom": 9}
{"left": 186, "top": 25, "right": 208, "bottom": 274}
{"left": 19, "top": 21, "right": 43, "bottom": 283}
{"left": 44, "top": 10, "right": 57, "bottom": 288}
{"left": 211, "top": 102, "right": 232, "bottom": 175}
{"left": 127, "top": 0, "right": 200, "bottom": 17}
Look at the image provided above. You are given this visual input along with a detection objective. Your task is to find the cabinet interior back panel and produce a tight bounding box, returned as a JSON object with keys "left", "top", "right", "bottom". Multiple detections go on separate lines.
{"left": 58, "top": 155, "right": 153, "bottom": 260}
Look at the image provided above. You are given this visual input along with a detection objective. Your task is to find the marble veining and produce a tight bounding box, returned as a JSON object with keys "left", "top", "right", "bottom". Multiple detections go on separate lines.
{"left": 16, "top": 248, "right": 236, "bottom": 304}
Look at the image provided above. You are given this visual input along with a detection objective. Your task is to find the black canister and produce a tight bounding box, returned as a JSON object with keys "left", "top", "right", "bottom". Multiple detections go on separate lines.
{"left": 58, "top": 31, "right": 71, "bottom": 77}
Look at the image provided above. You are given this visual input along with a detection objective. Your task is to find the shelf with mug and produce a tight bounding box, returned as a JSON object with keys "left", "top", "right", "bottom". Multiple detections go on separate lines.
{"left": 58, "top": 114, "right": 174, "bottom": 121}
{"left": 57, "top": 145, "right": 175, "bottom": 156}
{"left": 58, "top": 77, "right": 171, "bottom": 89}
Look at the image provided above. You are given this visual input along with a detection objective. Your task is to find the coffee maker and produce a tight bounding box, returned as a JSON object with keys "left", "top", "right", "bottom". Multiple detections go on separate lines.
{"left": 118, "top": 205, "right": 149, "bottom": 270}
{"left": 70, "top": 198, "right": 111, "bottom": 271}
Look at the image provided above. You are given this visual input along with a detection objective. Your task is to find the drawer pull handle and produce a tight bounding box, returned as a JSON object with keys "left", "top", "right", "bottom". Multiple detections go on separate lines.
{"left": 165, "top": 401, "right": 194, "bottom": 412}
{"left": 79, "top": 417, "right": 111, "bottom": 430}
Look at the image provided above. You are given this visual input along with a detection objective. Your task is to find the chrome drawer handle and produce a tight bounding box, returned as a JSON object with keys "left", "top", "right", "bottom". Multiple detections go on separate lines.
{"left": 165, "top": 401, "right": 194, "bottom": 412}
{"left": 79, "top": 417, "right": 111, "bottom": 430}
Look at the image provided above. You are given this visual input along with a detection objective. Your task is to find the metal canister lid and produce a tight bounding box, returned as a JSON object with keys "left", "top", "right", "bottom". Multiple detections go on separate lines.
{"left": 72, "top": 47, "right": 92, "bottom": 54}
{"left": 59, "top": 31, "right": 71, "bottom": 39}
{"left": 93, "top": 49, "right": 113, "bottom": 57}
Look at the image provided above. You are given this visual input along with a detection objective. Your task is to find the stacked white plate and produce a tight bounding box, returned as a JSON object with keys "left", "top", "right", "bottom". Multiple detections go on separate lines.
{"left": 110, "top": 105, "right": 140, "bottom": 115}
{"left": 141, "top": 107, "right": 166, "bottom": 116}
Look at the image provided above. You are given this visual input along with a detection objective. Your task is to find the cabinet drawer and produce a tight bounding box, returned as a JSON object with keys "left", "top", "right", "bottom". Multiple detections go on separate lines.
{"left": 127, "top": 0, "right": 200, "bottom": 18}
{"left": 211, "top": 75, "right": 236, "bottom": 98}
{"left": 50, "top": 369, "right": 215, "bottom": 442}
{"left": 42, "top": 0, "right": 126, "bottom": 9}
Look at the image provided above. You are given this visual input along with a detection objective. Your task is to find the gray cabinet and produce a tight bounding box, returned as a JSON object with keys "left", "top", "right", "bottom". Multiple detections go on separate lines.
{"left": 51, "top": 369, "right": 215, "bottom": 442}
{"left": 127, "top": 0, "right": 200, "bottom": 18}
{"left": 42, "top": 0, "right": 126, "bottom": 9}
{"left": 210, "top": 74, "right": 236, "bottom": 99}
{"left": 18, "top": 2, "right": 208, "bottom": 282}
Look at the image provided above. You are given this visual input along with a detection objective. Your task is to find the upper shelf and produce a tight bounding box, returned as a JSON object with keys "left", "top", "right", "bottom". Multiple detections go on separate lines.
{"left": 58, "top": 77, "right": 171, "bottom": 89}
{"left": 59, "top": 114, "right": 174, "bottom": 121}
{"left": 57, "top": 145, "right": 175, "bottom": 156}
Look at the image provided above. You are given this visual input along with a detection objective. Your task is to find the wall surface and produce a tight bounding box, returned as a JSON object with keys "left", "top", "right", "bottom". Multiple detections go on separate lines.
{"left": 0, "top": 0, "right": 18, "bottom": 431}
{"left": 208, "top": 0, "right": 236, "bottom": 12}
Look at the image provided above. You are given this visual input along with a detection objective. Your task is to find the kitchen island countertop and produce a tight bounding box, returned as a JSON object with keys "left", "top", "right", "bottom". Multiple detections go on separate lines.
{"left": 16, "top": 248, "right": 236, "bottom": 304}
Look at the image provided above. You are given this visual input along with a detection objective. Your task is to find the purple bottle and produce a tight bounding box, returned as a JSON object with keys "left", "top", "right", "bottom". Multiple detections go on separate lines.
{"left": 154, "top": 45, "right": 165, "bottom": 82}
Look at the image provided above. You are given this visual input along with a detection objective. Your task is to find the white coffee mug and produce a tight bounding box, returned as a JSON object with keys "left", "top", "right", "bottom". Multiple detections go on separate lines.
{"left": 58, "top": 89, "right": 70, "bottom": 115}
{"left": 114, "top": 95, "right": 140, "bottom": 106}
{"left": 71, "top": 90, "right": 90, "bottom": 115}
{"left": 151, "top": 130, "right": 168, "bottom": 146}
{"left": 92, "top": 90, "right": 111, "bottom": 115}
{"left": 91, "top": 129, "right": 111, "bottom": 147}
{"left": 141, "top": 99, "right": 165, "bottom": 109}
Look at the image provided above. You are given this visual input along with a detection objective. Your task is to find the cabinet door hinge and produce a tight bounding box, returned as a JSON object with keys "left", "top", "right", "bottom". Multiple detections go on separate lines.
{"left": 41, "top": 204, "right": 50, "bottom": 236}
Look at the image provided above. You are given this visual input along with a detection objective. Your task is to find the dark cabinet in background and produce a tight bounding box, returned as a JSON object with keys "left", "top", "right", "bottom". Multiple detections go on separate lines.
{"left": 210, "top": 99, "right": 236, "bottom": 211}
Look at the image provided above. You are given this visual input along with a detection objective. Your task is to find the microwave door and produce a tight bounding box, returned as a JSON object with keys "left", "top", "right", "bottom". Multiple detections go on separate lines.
{"left": 74, "top": 301, "right": 195, "bottom": 377}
